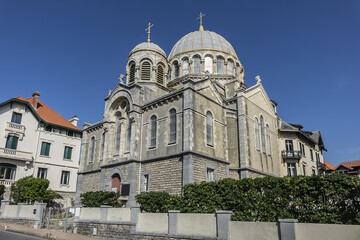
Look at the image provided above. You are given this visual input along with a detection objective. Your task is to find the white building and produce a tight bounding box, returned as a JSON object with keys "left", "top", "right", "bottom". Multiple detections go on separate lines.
{"left": 0, "top": 92, "right": 82, "bottom": 204}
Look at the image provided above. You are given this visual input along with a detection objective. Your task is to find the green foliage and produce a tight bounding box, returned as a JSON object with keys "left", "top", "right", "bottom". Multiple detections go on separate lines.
{"left": 10, "top": 176, "right": 62, "bottom": 204}
{"left": 136, "top": 175, "right": 360, "bottom": 224}
{"left": 0, "top": 184, "right": 5, "bottom": 196}
{"left": 80, "top": 191, "right": 126, "bottom": 207}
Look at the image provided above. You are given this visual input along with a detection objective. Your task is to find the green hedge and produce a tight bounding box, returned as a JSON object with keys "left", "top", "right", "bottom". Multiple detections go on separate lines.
{"left": 80, "top": 191, "right": 126, "bottom": 207}
{"left": 135, "top": 174, "right": 360, "bottom": 224}
{"left": 0, "top": 184, "right": 5, "bottom": 196}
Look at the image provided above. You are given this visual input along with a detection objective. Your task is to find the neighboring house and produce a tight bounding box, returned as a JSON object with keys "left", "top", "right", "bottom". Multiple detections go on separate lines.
{"left": 278, "top": 121, "right": 327, "bottom": 177}
{"left": 325, "top": 160, "right": 360, "bottom": 176}
{"left": 0, "top": 92, "right": 82, "bottom": 205}
{"left": 324, "top": 161, "right": 336, "bottom": 175}
{"left": 76, "top": 23, "right": 327, "bottom": 207}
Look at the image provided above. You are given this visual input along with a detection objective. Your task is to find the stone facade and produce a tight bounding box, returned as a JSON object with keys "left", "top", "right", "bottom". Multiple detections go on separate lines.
{"left": 76, "top": 24, "right": 327, "bottom": 205}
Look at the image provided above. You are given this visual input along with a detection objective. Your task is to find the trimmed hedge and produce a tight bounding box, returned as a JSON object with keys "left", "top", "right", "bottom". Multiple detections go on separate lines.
{"left": 135, "top": 174, "right": 360, "bottom": 224}
{"left": 80, "top": 191, "right": 126, "bottom": 207}
{"left": 0, "top": 184, "right": 5, "bottom": 196}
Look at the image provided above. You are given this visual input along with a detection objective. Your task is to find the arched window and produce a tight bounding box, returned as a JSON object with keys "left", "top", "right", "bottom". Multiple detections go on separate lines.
{"left": 227, "top": 60, "right": 233, "bottom": 75}
{"left": 217, "top": 57, "right": 224, "bottom": 74}
{"left": 235, "top": 64, "right": 240, "bottom": 78}
{"left": 141, "top": 61, "right": 151, "bottom": 81}
{"left": 0, "top": 163, "right": 16, "bottom": 180}
{"left": 111, "top": 173, "right": 121, "bottom": 193}
{"left": 150, "top": 115, "right": 157, "bottom": 148}
{"left": 169, "top": 109, "right": 176, "bottom": 144}
{"left": 125, "top": 114, "right": 132, "bottom": 152}
{"left": 255, "top": 117, "right": 260, "bottom": 150}
{"left": 182, "top": 59, "right": 189, "bottom": 75}
{"left": 206, "top": 111, "right": 213, "bottom": 146}
{"left": 193, "top": 56, "right": 201, "bottom": 74}
{"left": 168, "top": 69, "right": 172, "bottom": 81}
{"left": 90, "top": 137, "right": 95, "bottom": 163}
{"left": 204, "top": 56, "right": 213, "bottom": 73}
{"left": 157, "top": 64, "right": 164, "bottom": 84}
{"left": 260, "top": 116, "right": 266, "bottom": 153}
{"left": 115, "top": 114, "right": 122, "bottom": 154}
{"left": 174, "top": 62, "right": 179, "bottom": 78}
{"left": 101, "top": 132, "right": 105, "bottom": 160}
{"left": 266, "top": 124, "right": 271, "bottom": 155}
{"left": 129, "top": 63, "right": 135, "bottom": 83}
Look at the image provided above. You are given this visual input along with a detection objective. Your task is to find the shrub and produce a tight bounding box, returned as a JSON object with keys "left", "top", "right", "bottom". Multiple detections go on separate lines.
{"left": 135, "top": 175, "right": 360, "bottom": 224}
{"left": 10, "top": 176, "right": 62, "bottom": 204}
{"left": 0, "top": 184, "right": 5, "bottom": 196}
{"left": 80, "top": 191, "right": 126, "bottom": 207}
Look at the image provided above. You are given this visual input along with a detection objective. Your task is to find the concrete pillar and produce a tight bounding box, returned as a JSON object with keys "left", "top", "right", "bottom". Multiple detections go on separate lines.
{"left": 216, "top": 210, "right": 232, "bottom": 240}
{"left": 0, "top": 200, "right": 9, "bottom": 216}
{"left": 131, "top": 206, "right": 140, "bottom": 231}
{"left": 126, "top": 162, "right": 137, "bottom": 207}
{"left": 278, "top": 219, "right": 298, "bottom": 240}
{"left": 99, "top": 168, "right": 106, "bottom": 191}
{"left": 74, "top": 173, "right": 83, "bottom": 205}
{"left": 35, "top": 202, "right": 47, "bottom": 229}
{"left": 100, "top": 205, "right": 111, "bottom": 221}
{"left": 168, "top": 210, "right": 180, "bottom": 235}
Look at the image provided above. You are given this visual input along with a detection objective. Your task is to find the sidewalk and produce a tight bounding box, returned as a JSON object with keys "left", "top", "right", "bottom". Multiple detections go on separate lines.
{"left": 0, "top": 222, "right": 101, "bottom": 240}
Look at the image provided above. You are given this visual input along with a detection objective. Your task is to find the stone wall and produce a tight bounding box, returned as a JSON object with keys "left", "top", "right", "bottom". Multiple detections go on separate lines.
{"left": 193, "top": 155, "right": 228, "bottom": 183}
{"left": 0, "top": 219, "right": 37, "bottom": 228}
{"left": 229, "top": 169, "right": 240, "bottom": 180}
{"left": 141, "top": 157, "right": 182, "bottom": 195}
{"left": 80, "top": 171, "right": 101, "bottom": 193}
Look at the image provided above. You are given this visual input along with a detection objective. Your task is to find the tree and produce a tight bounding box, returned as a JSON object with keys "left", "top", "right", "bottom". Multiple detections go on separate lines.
{"left": 10, "top": 176, "right": 62, "bottom": 204}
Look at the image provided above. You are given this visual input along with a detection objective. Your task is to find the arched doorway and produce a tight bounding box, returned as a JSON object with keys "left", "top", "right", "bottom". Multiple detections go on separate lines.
{"left": 111, "top": 173, "right": 121, "bottom": 193}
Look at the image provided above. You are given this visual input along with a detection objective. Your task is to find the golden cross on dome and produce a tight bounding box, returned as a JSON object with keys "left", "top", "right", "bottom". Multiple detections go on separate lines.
{"left": 145, "top": 22, "right": 154, "bottom": 42}
{"left": 197, "top": 12, "right": 206, "bottom": 31}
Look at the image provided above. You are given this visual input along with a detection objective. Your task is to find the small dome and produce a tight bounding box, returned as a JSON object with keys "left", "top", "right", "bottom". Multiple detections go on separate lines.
{"left": 129, "top": 42, "right": 166, "bottom": 58}
{"left": 168, "top": 30, "right": 238, "bottom": 60}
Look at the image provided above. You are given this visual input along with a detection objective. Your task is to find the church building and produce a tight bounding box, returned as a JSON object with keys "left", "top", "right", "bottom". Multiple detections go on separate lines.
{"left": 76, "top": 19, "right": 326, "bottom": 207}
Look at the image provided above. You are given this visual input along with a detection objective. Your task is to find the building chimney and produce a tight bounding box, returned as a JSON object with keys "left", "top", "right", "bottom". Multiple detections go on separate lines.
{"left": 32, "top": 91, "right": 40, "bottom": 109}
{"left": 69, "top": 115, "right": 79, "bottom": 127}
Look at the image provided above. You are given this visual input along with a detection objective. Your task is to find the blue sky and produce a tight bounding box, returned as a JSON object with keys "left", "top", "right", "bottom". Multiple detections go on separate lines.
{"left": 1, "top": 0, "right": 359, "bottom": 166}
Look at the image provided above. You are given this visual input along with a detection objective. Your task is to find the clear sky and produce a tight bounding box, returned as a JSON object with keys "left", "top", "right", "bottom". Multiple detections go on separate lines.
{"left": 1, "top": 0, "right": 359, "bottom": 166}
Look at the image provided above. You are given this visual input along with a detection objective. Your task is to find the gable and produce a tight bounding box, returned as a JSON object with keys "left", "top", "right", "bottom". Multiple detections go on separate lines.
{"left": 195, "top": 81, "right": 223, "bottom": 105}
{"left": 245, "top": 87, "right": 274, "bottom": 115}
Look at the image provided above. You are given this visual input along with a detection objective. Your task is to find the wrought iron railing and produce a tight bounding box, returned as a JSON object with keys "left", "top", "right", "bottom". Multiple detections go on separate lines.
{"left": 282, "top": 150, "right": 302, "bottom": 160}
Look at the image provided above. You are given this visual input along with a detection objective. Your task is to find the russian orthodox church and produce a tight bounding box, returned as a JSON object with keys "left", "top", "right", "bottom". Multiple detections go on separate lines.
{"left": 76, "top": 18, "right": 326, "bottom": 207}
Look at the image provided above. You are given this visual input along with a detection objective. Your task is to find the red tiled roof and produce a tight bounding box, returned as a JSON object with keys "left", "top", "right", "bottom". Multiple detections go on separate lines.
{"left": 324, "top": 161, "right": 336, "bottom": 171}
{"left": 335, "top": 160, "right": 360, "bottom": 171}
{"left": 15, "top": 96, "right": 81, "bottom": 131}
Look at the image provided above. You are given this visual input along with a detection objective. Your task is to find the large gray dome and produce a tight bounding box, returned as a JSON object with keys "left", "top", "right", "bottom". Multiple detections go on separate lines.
{"left": 129, "top": 42, "right": 166, "bottom": 58}
{"left": 168, "top": 30, "right": 238, "bottom": 60}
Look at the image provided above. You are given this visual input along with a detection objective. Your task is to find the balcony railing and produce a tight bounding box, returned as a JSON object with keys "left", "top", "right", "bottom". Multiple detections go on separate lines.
{"left": 282, "top": 150, "right": 302, "bottom": 160}
{"left": 6, "top": 122, "right": 25, "bottom": 132}
{"left": 0, "top": 179, "right": 15, "bottom": 187}
{"left": 0, "top": 148, "right": 33, "bottom": 161}
{"left": 317, "top": 161, "right": 326, "bottom": 171}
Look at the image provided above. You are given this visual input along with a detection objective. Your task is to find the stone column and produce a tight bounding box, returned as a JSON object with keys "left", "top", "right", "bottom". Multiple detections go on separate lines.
{"left": 236, "top": 89, "right": 249, "bottom": 178}
{"left": 35, "top": 202, "right": 47, "bottom": 229}
{"left": 278, "top": 219, "right": 298, "bottom": 240}
{"left": 100, "top": 205, "right": 111, "bottom": 222}
{"left": 168, "top": 210, "right": 180, "bottom": 235}
{"left": 135, "top": 66, "right": 140, "bottom": 82}
{"left": 74, "top": 173, "right": 83, "bottom": 205}
{"left": 216, "top": 210, "right": 232, "bottom": 240}
{"left": 99, "top": 168, "right": 106, "bottom": 191}
{"left": 0, "top": 200, "right": 9, "bottom": 216}
{"left": 126, "top": 162, "right": 138, "bottom": 207}
{"left": 182, "top": 154, "right": 194, "bottom": 187}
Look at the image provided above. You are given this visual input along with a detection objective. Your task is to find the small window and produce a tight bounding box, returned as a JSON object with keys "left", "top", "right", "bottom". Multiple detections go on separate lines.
{"left": 129, "top": 63, "right": 136, "bottom": 83}
{"left": 11, "top": 112, "right": 22, "bottom": 124}
{"left": 141, "top": 61, "right": 151, "bottom": 81}
{"left": 260, "top": 116, "right": 266, "bottom": 153}
{"left": 299, "top": 143, "right": 305, "bottom": 156}
{"left": 310, "top": 149, "right": 314, "bottom": 161}
{"left": 0, "top": 163, "right": 16, "bottom": 180}
{"left": 285, "top": 140, "right": 294, "bottom": 152}
{"left": 255, "top": 117, "right": 260, "bottom": 150}
{"left": 37, "top": 168, "right": 47, "bottom": 179}
{"left": 125, "top": 115, "right": 132, "bottom": 152}
{"left": 217, "top": 57, "right": 224, "bottom": 74}
{"left": 45, "top": 126, "right": 53, "bottom": 132}
{"left": 287, "top": 163, "right": 297, "bottom": 177}
{"left": 157, "top": 64, "right": 164, "bottom": 84}
{"left": 206, "top": 111, "right": 213, "bottom": 146}
{"left": 266, "top": 124, "right": 271, "bottom": 155}
{"left": 169, "top": 109, "right": 177, "bottom": 144}
{"left": 206, "top": 168, "right": 215, "bottom": 182}
{"left": 5, "top": 135, "right": 18, "bottom": 150}
{"left": 227, "top": 60, "right": 233, "bottom": 75}
{"left": 90, "top": 137, "right": 95, "bottom": 163}
{"left": 40, "top": 142, "right": 51, "bottom": 156}
{"left": 204, "top": 56, "right": 213, "bottom": 73}
{"left": 60, "top": 171, "right": 70, "bottom": 185}
{"left": 174, "top": 62, "right": 179, "bottom": 78}
{"left": 150, "top": 115, "right": 157, "bottom": 148}
{"left": 144, "top": 174, "right": 150, "bottom": 192}
{"left": 316, "top": 152, "right": 320, "bottom": 162}
{"left": 63, "top": 146, "right": 72, "bottom": 160}
{"left": 182, "top": 59, "right": 189, "bottom": 75}
{"left": 67, "top": 130, "right": 74, "bottom": 137}
{"left": 312, "top": 169, "right": 316, "bottom": 176}
{"left": 303, "top": 165, "right": 306, "bottom": 176}
{"left": 193, "top": 57, "right": 201, "bottom": 74}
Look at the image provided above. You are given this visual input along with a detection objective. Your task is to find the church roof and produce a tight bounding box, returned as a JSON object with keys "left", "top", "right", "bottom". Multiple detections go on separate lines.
{"left": 129, "top": 42, "right": 166, "bottom": 58}
{"left": 168, "top": 30, "right": 238, "bottom": 60}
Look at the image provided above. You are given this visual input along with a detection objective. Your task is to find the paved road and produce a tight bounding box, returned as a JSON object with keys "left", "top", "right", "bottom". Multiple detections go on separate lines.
{"left": 0, "top": 230, "right": 45, "bottom": 240}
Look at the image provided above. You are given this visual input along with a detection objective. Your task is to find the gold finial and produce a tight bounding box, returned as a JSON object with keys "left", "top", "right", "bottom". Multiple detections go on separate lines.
{"left": 145, "top": 22, "right": 154, "bottom": 42}
{"left": 197, "top": 12, "right": 206, "bottom": 31}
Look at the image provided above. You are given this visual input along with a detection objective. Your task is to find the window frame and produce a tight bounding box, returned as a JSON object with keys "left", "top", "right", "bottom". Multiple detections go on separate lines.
{"left": 60, "top": 171, "right": 70, "bottom": 185}
{"left": 260, "top": 116, "right": 266, "bottom": 153}
{"left": 150, "top": 115, "right": 157, "bottom": 148}
{"left": 40, "top": 142, "right": 51, "bottom": 157}
{"left": 169, "top": 109, "right": 177, "bottom": 144}
{"left": 37, "top": 168, "right": 48, "bottom": 179}
{"left": 255, "top": 117, "right": 260, "bottom": 150}
{"left": 5, "top": 135, "right": 19, "bottom": 150}
{"left": 206, "top": 111, "right": 213, "bottom": 146}
{"left": 287, "top": 162, "right": 297, "bottom": 177}
{"left": 11, "top": 112, "right": 22, "bottom": 124}
{"left": 266, "top": 124, "right": 271, "bottom": 155}
{"left": 0, "top": 163, "right": 16, "bottom": 180}
{"left": 63, "top": 146, "right": 73, "bottom": 160}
